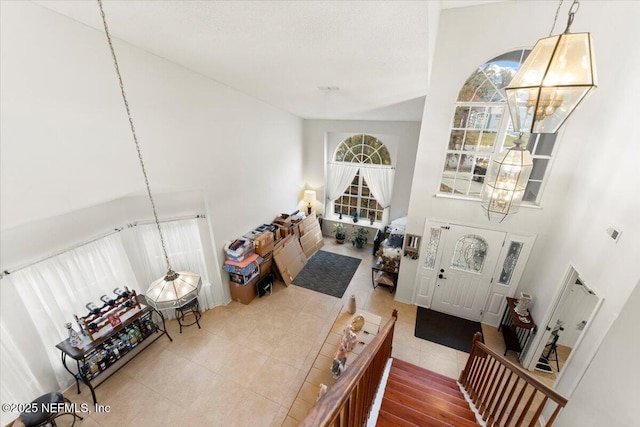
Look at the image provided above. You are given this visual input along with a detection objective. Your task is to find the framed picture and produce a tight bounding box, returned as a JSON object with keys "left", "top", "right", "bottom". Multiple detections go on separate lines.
{"left": 108, "top": 313, "right": 122, "bottom": 328}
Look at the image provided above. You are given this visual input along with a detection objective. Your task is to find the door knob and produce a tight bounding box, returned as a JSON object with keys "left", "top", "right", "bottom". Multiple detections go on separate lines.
{"left": 438, "top": 274, "right": 447, "bottom": 279}
{"left": 440, "top": 269, "right": 445, "bottom": 273}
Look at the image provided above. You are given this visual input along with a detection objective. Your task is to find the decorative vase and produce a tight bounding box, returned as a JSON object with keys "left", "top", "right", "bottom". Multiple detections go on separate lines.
{"left": 347, "top": 295, "right": 357, "bottom": 314}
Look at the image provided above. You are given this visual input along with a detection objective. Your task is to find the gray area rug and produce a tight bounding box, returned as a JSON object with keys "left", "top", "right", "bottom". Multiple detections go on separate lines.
{"left": 293, "top": 250, "right": 361, "bottom": 298}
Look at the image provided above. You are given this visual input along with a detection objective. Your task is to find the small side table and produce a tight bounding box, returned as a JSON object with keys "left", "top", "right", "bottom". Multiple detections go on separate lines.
{"left": 371, "top": 257, "right": 399, "bottom": 293}
{"left": 175, "top": 299, "right": 201, "bottom": 333}
{"left": 498, "top": 297, "right": 535, "bottom": 356}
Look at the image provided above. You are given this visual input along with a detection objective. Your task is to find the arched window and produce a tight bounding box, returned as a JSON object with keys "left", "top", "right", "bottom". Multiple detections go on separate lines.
{"left": 333, "top": 134, "right": 391, "bottom": 222}
{"left": 440, "top": 50, "right": 557, "bottom": 204}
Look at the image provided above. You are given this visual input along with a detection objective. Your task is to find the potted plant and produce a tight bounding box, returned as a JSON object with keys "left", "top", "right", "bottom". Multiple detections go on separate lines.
{"left": 351, "top": 226, "right": 369, "bottom": 249}
{"left": 334, "top": 223, "right": 346, "bottom": 244}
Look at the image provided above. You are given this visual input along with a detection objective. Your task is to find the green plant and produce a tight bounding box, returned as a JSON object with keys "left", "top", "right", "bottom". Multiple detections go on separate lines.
{"left": 334, "top": 223, "right": 346, "bottom": 241}
{"left": 351, "top": 226, "right": 369, "bottom": 248}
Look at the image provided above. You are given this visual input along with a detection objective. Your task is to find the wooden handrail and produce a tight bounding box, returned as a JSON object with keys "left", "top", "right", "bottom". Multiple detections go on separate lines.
{"left": 299, "top": 309, "right": 398, "bottom": 427}
{"left": 459, "top": 332, "right": 568, "bottom": 427}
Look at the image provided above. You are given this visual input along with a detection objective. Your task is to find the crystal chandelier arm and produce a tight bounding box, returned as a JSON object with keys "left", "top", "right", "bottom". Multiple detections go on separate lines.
{"left": 97, "top": 0, "right": 172, "bottom": 272}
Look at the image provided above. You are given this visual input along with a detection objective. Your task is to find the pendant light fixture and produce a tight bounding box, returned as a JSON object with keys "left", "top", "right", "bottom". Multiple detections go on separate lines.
{"left": 505, "top": 0, "right": 597, "bottom": 134}
{"left": 97, "top": 0, "right": 201, "bottom": 311}
{"left": 480, "top": 137, "right": 533, "bottom": 223}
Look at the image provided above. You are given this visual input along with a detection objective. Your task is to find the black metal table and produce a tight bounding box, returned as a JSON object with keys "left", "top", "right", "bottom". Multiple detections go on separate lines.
{"left": 56, "top": 302, "right": 171, "bottom": 405}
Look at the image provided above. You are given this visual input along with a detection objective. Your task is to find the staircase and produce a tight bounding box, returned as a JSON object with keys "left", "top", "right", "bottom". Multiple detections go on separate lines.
{"left": 378, "top": 358, "right": 480, "bottom": 426}
{"left": 300, "top": 313, "right": 566, "bottom": 427}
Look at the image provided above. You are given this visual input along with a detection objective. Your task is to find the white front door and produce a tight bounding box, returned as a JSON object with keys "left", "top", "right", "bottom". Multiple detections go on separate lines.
{"left": 414, "top": 221, "right": 506, "bottom": 322}
{"left": 431, "top": 225, "right": 505, "bottom": 321}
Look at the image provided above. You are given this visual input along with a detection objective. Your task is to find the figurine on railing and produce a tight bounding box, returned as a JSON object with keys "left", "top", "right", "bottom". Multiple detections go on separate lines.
{"left": 331, "top": 343, "right": 348, "bottom": 379}
{"left": 341, "top": 324, "right": 358, "bottom": 352}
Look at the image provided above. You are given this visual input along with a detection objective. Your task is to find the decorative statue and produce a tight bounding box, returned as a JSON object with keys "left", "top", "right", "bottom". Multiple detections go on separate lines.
{"left": 317, "top": 384, "right": 328, "bottom": 401}
{"left": 331, "top": 343, "right": 348, "bottom": 378}
{"left": 341, "top": 324, "right": 358, "bottom": 352}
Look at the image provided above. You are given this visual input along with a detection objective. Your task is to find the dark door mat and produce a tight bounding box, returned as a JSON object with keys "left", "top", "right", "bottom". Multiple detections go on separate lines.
{"left": 414, "top": 307, "right": 482, "bottom": 353}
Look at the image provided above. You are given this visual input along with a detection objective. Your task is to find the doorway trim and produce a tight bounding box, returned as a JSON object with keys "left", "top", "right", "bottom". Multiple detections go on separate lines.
{"left": 522, "top": 264, "right": 604, "bottom": 393}
{"left": 412, "top": 218, "right": 536, "bottom": 327}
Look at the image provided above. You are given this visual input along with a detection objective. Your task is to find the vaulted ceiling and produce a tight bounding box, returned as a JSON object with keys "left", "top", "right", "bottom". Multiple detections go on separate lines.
{"left": 34, "top": 1, "right": 506, "bottom": 121}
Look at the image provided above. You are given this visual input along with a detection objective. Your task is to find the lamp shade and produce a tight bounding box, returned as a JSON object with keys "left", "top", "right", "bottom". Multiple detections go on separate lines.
{"left": 505, "top": 32, "right": 597, "bottom": 134}
{"left": 303, "top": 190, "right": 317, "bottom": 204}
{"left": 480, "top": 144, "right": 533, "bottom": 223}
{"left": 145, "top": 270, "right": 202, "bottom": 311}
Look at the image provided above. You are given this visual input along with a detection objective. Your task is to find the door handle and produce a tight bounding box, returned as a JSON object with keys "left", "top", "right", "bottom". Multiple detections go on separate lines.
{"left": 440, "top": 268, "right": 445, "bottom": 273}
{"left": 438, "top": 274, "right": 447, "bottom": 279}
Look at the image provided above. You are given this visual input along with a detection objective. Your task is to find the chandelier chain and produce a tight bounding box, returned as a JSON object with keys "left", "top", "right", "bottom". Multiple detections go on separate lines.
{"left": 97, "top": 0, "right": 172, "bottom": 272}
{"left": 549, "top": 0, "right": 564, "bottom": 36}
{"left": 564, "top": 0, "right": 580, "bottom": 34}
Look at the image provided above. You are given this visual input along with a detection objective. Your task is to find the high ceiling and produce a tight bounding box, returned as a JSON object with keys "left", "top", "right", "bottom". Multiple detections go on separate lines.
{"left": 34, "top": 0, "right": 505, "bottom": 122}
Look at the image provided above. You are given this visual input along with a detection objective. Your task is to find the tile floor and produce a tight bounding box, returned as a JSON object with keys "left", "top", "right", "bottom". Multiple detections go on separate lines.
{"left": 55, "top": 238, "right": 552, "bottom": 426}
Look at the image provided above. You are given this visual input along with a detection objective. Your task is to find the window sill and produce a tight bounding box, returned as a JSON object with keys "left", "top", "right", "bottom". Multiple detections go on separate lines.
{"left": 324, "top": 215, "right": 383, "bottom": 229}
{"left": 433, "top": 193, "right": 543, "bottom": 209}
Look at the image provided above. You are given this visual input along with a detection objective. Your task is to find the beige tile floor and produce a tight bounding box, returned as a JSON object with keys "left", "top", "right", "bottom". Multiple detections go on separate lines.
{"left": 53, "top": 238, "right": 543, "bottom": 427}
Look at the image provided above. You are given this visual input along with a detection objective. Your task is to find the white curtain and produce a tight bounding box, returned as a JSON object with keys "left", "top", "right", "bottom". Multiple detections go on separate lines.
{"left": 360, "top": 166, "right": 395, "bottom": 208}
{"left": 0, "top": 233, "right": 138, "bottom": 420}
{"left": 0, "top": 319, "right": 55, "bottom": 425}
{"left": 129, "top": 219, "right": 214, "bottom": 316}
{"left": 326, "top": 162, "right": 360, "bottom": 201}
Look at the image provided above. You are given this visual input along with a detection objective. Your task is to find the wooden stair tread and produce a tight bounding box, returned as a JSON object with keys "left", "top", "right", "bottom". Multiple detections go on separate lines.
{"left": 392, "top": 358, "right": 460, "bottom": 387}
{"left": 382, "top": 388, "right": 479, "bottom": 427}
{"left": 389, "top": 367, "right": 461, "bottom": 397}
{"left": 381, "top": 399, "right": 460, "bottom": 427}
{"left": 376, "top": 410, "right": 421, "bottom": 427}
{"left": 385, "top": 378, "right": 476, "bottom": 419}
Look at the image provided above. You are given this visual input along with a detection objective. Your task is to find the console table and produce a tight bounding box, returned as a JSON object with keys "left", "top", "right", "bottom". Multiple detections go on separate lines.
{"left": 498, "top": 297, "right": 535, "bottom": 357}
{"left": 56, "top": 298, "right": 171, "bottom": 405}
{"left": 371, "top": 256, "right": 399, "bottom": 293}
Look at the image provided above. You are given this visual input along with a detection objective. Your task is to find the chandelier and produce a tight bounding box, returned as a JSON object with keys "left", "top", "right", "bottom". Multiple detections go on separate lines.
{"left": 480, "top": 137, "right": 533, "bottom": 223}
{"left": 505, "top": 0, "right": 597, "bottom": 134}
{"left": 97, "top": 0, "right": 201, "bottom": 311}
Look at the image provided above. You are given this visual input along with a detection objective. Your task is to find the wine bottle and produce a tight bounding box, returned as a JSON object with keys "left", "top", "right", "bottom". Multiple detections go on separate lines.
{"left": 86, "top": 302, "right": 101, "bottom": 316}
{"left": 100, "top": 294, "right": 116, "bottom": 307}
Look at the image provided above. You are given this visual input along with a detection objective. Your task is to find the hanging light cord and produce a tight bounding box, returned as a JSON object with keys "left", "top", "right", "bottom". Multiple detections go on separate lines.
{"left": 97, "top": 0, "right": 172, "bottom": 273}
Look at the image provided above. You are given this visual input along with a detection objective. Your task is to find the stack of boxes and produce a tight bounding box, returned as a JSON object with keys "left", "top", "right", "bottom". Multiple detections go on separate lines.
{"left": 224, "top": 212, "right": 321, "bottom": 304}
{"left": 224, "top": 226, "right": 276, "bottom": 305}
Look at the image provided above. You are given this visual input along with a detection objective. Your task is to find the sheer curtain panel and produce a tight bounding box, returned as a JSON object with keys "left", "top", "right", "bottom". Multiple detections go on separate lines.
{"left": 1, "top": 233, "right": 138, "bottom": 420}
{"left": 326, "top": 163, "right": 360, "bottom": 201}
{"left": 128, "top": 219, "right": 214, "bottom": 316}
{"left": 360, "top": 166, "right": 395, "bottom": 208}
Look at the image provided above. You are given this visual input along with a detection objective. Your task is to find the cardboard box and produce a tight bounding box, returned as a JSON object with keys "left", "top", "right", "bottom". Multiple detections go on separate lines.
{"left": 273, "top": 215, "right": 292, "bottom": 226}
{"left": 228, "top": 264, "right": 259, "bottom": 284}
{"left": 229, "top": 277, "right": 258, "bottom": 305}
{"left": 259, "top": 253, "right": 273, "bottom": 278}
{"left": 273, "top": 235, "right": 307, "bottom": 286}
{"left": 254, "top": 231, "right": 275, "bottom": 256}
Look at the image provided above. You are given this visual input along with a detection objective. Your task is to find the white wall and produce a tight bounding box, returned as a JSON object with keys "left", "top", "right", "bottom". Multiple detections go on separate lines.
{"left": 0, "top": 1, "right": 304, "bottom": 282}
{"left": 555, "top": 282, "right": 640, "bottom": 426}
{"left": 303, "top": 119, "right": 421, "bottom": 223}
{"left": 400, "top": 0, "right": 640, "bottom": 418}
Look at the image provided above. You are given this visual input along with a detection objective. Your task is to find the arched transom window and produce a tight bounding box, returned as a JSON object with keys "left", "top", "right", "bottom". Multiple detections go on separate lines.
{"left": 333, "top": 134, "right": 391, "bottom": 222}
{"left": 440, "top": 49, "right": 557, "bottom": 205}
